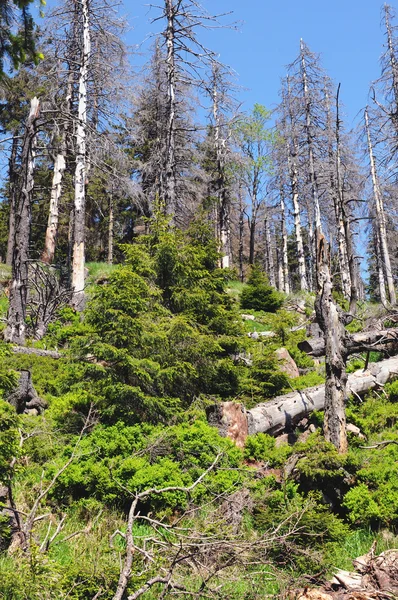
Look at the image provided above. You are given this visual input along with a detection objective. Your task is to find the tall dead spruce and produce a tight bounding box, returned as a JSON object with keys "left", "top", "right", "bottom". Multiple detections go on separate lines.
{"left": 315, "top": 232, "right": 348, "bottom": 453}
{"left": 152, "top": 0, "right": 232, "bottom": 224}
{"left": 4, "top": 97, "right": 40, "bottom": 346}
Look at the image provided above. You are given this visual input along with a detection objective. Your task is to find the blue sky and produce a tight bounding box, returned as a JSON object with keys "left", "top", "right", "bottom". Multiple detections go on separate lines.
{"left": 117, "top": 0, "right": 393, "bottom": 128}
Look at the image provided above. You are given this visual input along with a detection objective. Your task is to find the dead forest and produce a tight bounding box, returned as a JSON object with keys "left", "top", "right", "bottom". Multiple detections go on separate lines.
{"left": 1, "top": 1, "right": 398, "bottom": 599}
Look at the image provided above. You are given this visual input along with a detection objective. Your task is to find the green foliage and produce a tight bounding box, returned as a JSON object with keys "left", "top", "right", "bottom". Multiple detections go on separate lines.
{"left": 244, "top": 433, "right": 292, "bottom": 466}
{"left": 0, "top": 400, "right": 20, "bottom": 484}
{"left": 240, "top": 266, "right": 284, "bottom": 313}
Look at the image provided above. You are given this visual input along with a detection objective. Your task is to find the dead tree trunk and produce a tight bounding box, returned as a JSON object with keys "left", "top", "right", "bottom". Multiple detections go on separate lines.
{"left": 315, "top": 231, "right": 348, "bottom": 453}
{"left": 298, "top": 327, "right": 398, "bottom": 357}
{"left": 4, "top": 97, "right": 40, "bottom": 346}
{"left": 336, "top": 85, "right": 358, "bottom": 315}
{"left": 264, "top": 213, "right": 276, "bottom": 287}
{"left": 6, "top": 133, "right": 20, "bottom": 266}
{"left": 279, "top": 182, "right": 290, "bottom": 293}
{"left": 207, "top": 356, "right": 398, "bottom": 446}
{"left": 164, "top": 0, "right": 177, "bottom": 222}
{"left": 239, "top": 192, "right": 244, "bottom": 282}
{"left": 71, "top": 0, "right": 91, "bottom": 312}
{"left": 365, "top": 107, "right": 396, "bottom": 305}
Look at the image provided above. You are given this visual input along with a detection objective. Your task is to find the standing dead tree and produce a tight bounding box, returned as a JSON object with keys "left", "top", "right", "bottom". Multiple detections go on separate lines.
{"left": 4, "top": 97, "right": 40, "bottom": 346}
{"left": 150, "top": 0, "right": 233, "bottom": 224}
{"left": 315, "top": 232, "right": 348, "bottom": 453}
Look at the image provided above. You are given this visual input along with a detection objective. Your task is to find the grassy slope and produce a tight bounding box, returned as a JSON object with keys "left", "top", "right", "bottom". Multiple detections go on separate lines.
{"left": 1, "top": 269, "right": 398, "bottom": 597}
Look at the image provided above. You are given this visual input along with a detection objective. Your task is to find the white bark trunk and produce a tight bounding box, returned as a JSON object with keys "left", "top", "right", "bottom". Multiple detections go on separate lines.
{"left": 42, "top": 153, "right": 66, "bottom": 264}
{"left": 365, "top": 108, "right": 396, "bottom": 305}
{"left": 289, "top": 146, "right": 307, "bottom": 291}
{"left": 264, "top": 214, "right": 276, "bottom": 287}
{"left": 165, "top": 0, "right": 177, "bottom": 221}
{"left": 71, "top": 0, "right": 91, "bottom": 311}
{"left": 280, "top": 189, "right": 290, "bottom": 294}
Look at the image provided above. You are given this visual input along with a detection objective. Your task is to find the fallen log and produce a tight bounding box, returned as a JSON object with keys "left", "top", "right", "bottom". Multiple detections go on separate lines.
{"left": 10, "top": 346, "right": 61, "bottom": 359}
{"left": 207, "top": 356, "right": 398, "bottom": 446}
{"left": 298, "top": 328, "right": 398, "bottom": 358}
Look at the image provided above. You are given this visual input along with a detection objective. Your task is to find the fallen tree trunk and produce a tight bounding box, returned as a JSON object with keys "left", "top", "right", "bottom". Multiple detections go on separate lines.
{"left": 10, "top": 346, "right": 61, "bottom": 359}
{"left": 298, "top": 328, "right": 398, "bottom": 357}
{"left": 207, "top": 356, "right": 398, "bottom": 446}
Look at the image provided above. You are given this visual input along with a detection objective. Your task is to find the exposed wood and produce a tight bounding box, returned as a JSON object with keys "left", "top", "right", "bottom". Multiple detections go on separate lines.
{"left": 298, "top": 328, "right": 398, "bottom": 357}
{"left": 4, "top": 97, "right": 40, "bottom": 346}
{"left": 71, "top": 0, "right": 91, "bottom": 312}
{"left": 207, "top": 355, "right": 398, "bottom": 442}
{"left": 315, "top": 231, "right": 348, "bottom": 452}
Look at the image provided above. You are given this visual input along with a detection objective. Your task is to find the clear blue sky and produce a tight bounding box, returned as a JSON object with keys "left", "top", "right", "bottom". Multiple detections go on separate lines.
{"left": 117, "top": 0, "right": 394, "bottom": 128}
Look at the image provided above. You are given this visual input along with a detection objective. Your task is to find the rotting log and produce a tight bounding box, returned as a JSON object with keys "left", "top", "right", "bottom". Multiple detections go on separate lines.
{"left": 207, "top": 356, "right": 398, "bottom": 447}
{"left": 299, "top": 328, "right": 398, "bottom": 358}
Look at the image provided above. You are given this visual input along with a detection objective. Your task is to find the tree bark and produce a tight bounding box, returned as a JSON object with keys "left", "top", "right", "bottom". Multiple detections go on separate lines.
{"left": 4, "top": 97, "right": 40, "bottom": 345}
{"left": 42, "top": 151, "right": 66, "bottom": 264}
{"left": 108, "top": 190, "right": 114, "bottom": 265}
{"left": 207, "top": 355, "right": 398, "bottom": 444}
{"left": 298, "top": 328, "right": 398, "bottom": 358}
{"left": 239, "top": 192, "right": 244, "bottom": 282}
{"left": 315, "top": 231, "right": 348, "bottom": 453}
{"left": 365, "top": 107, "right": 396, "bottom": 305}
{"left": 71, "top": 0, "right": 91, "bottom": 312}
{"left": 336, "top": 85, "right": 358, "bottom": 315}
{"left": 165, "top": 0, "right": 177, "bottom": 222}
{"left": 6, "top": 133, "right": 20, "bottom": 266}
{"left": 264, "top": 213, "right": 276, "bottom": 287}
{"left": 279, "top": 184, "right": 290, "bottom": 293}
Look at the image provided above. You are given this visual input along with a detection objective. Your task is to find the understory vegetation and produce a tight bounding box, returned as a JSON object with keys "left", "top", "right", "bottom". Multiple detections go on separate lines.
{"left": 1, "top": 220, "right": 398, "bottom": 599}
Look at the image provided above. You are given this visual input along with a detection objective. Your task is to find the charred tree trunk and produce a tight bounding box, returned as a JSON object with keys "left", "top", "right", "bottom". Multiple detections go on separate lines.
{"left": 315, "top": 231, "right": 348, "bottom": 453}
{"left": 4, "top": 98, "right": 40, "bottom": 346}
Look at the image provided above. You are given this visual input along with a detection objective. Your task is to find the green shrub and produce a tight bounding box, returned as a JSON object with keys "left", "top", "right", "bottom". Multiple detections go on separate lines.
{"left": 240, "top": 266, "right": 284, "bottom": 313}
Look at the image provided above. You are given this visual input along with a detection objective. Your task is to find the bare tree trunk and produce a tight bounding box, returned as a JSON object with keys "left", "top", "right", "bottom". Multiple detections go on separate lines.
{"left": 375, "top": 227, "right": 388, "bottom": 306}
{"left": 301, "top": 39, "right": 322, "bottom": 233}
{"left": 279, "top": 184, "right": 290, "bottom": 293}
{"left": 6, "top": 133, "right": 19, "bottom": 266}
{"left": 336, "top": 86, "right": 358, "bottom": 315}
{"left": 248, "top": 214, "right": 256, "bottom": 266}
{"left": 315, "top": 231, "right": 348, "bottom": 453}
{"left": 289, "top": 146, "right": 307, "bottom": 291}
{"left": 239, "top": 192, "right": 244, "bottom": 282}
{"left": 365, "top": 107, "right": 396, "bottom": 305}
{"left": 41, "top": 151, "right": 66, "bottom": 264}
{"left": 4, "top": 98, "right": 40, "bottom": 345}
{"left": 71, "top": 0, "right": 91, "bottom": 312}
{"left": 212, "top": 65, "right": 231, "bottom": 269}
{"left": 264, "top": 213, "right": 276, "bottom": 286}
{"left": 108, "top": 190, "right": 114, "bottom": 265}
{"left": 165, "top": 0, "right": 177, "bottom": 222}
